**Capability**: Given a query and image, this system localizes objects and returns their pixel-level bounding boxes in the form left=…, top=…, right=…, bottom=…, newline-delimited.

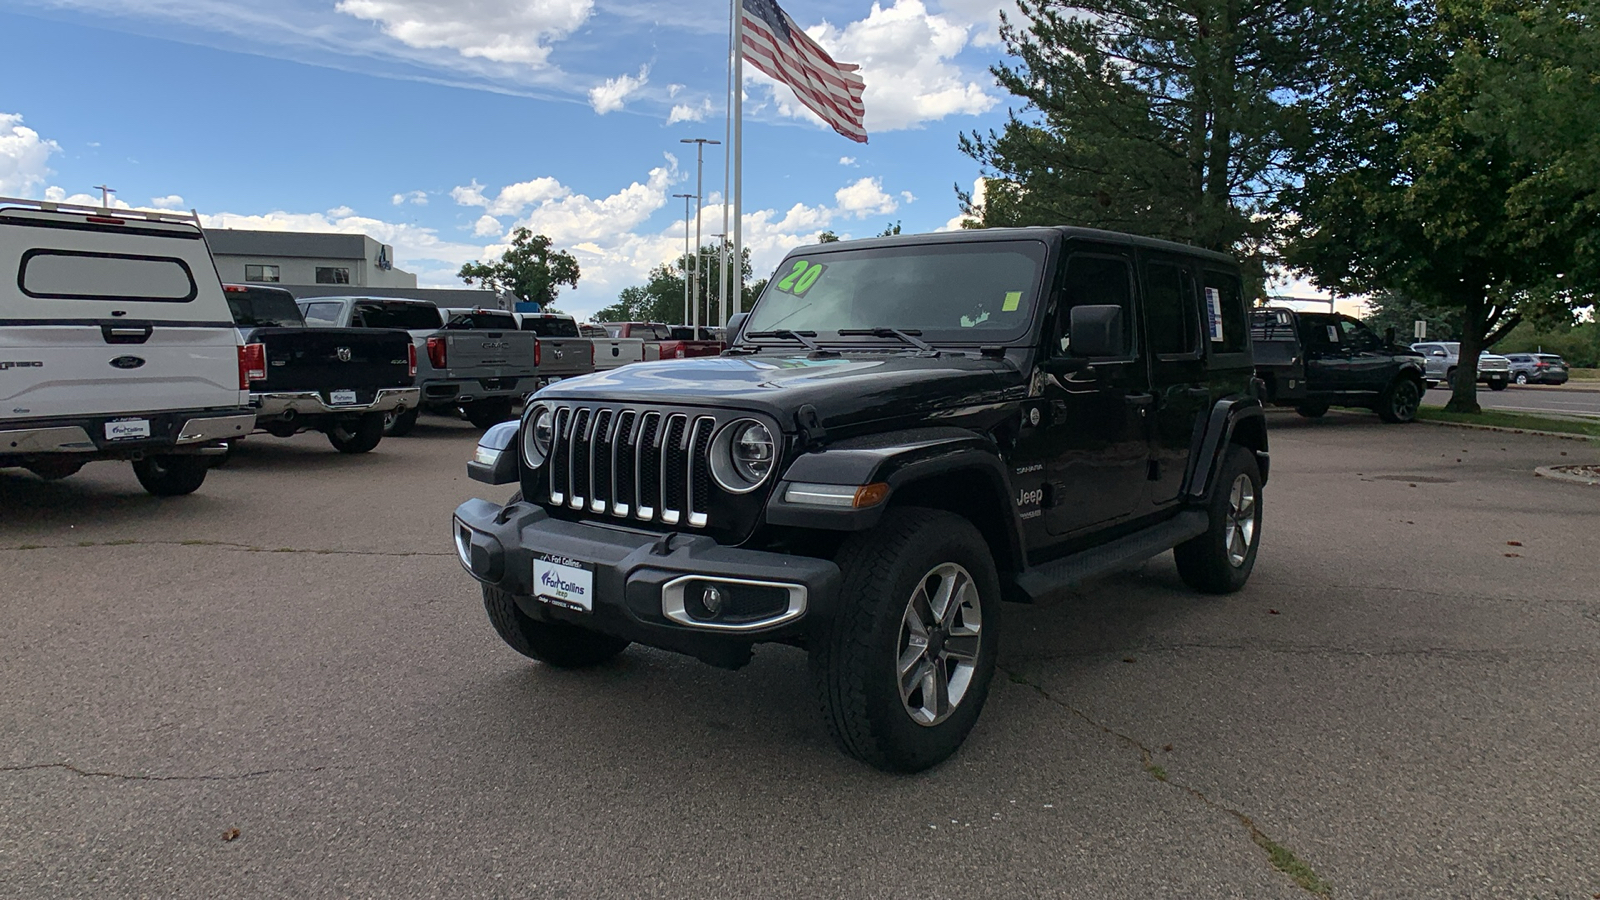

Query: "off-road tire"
left=383, top=407, right=419, bottom=437
left=132, top=455, right=209, bottom=496
left=1377, top=376, right=1422, bottom=423
left=1295, top=401, right=1329, bottom=418
left=1515, top=373, right=1529, bottom=385
left=464, top=397, right=515, bottom=430
left=1488, top=379, right=1508, bottom=391
left=327, top=413, right=385, bottom=454
left=1174, top=446, right=1263, bottom=594
left=811, top=507, right=1002, bottom=773
left=481, top=585, right=630, bottom=668
left=26, top=459, right=84, bottom=481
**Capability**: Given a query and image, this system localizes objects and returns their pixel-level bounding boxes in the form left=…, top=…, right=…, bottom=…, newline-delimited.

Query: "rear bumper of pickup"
left=420, top=377, right=534, bottom=403
left=1, top=409, right=255, bottom=461
left=253, top=387, right=420, bottom=418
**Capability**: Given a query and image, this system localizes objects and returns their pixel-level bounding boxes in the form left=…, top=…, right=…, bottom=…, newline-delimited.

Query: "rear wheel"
left=132, top=455, right=209, bottom=496
left=383, top=407, right=419, bottom=437
left=26, top=459, right=84, bottom=481
left=1174, top=446, right=1263, bottom=594
left=327, top=413, right=385, bottom=453
left=812, top=507, right=1001, bottom=773
left=1295, top=401, right=1329, bottom=418
left=464, top=397, right=515, bottom=429
left=482, top=585, right=630, bottom=668
left=1377, top=376, right=1422, bottom=423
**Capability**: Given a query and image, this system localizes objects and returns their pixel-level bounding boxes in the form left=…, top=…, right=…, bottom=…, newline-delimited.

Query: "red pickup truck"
left=603, top=322, right=723, bottom=359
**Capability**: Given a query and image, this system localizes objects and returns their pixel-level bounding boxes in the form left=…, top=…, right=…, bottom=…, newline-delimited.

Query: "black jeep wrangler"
left=453, top=227, right=1268, bottom=772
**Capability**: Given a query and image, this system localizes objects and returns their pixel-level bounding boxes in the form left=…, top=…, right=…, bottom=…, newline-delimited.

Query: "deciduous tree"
left=458, top=228, right=580, bottom=309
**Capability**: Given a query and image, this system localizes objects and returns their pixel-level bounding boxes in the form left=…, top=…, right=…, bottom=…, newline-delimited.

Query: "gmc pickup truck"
left=513, top=312, right=604, bottom=381
left=227, top=285, right=418, bottom=453
left=603, top=322, right=722, bottom=360
left=299, top=297, right=537, bottom=433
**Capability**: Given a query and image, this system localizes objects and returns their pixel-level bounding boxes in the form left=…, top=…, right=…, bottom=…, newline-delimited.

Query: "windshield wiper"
left=838, top=327, right=935, bottom=353
left=745, top=329, right=821, bottom=351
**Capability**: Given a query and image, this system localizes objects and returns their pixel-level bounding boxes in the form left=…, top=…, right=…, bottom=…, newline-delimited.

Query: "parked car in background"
left=228, top=284, right=418, bottom=453
left=1, top=198, right=253, bottom=494
left=603, top=321, right=722, bottom=360
left=1410, top=342, right=1512, bottom=390
left=300, top=297, right=536, bottom=433
left=1502, top=353, right=1570, bottom=385
left=513, top=312, right=598, bottom=383
left=1251, top=308, right=1429, bottom=422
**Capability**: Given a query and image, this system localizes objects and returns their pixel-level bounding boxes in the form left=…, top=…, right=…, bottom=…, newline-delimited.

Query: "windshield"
left=226, top=288, right=304, bottom=327
left=521, top=317, right=580, bottom=337
left=743, top=240, right=1047, bottom=343
left=353, top=301, right=443, bottom=331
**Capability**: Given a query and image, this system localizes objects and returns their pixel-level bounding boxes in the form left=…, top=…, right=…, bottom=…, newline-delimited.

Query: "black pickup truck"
left=454, top=226, right=1268, bottom=772
left=225, top=285, right=420, bottom=453
left=1250, top=308, right=1429, bottom=423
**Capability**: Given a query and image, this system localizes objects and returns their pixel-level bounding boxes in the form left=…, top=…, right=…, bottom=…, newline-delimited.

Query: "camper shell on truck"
left=0, top=197, right=254, bottom=495
left=453, top=226, right=1269, bottom=772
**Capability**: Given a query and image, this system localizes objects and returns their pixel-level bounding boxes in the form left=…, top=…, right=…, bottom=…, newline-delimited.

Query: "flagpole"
left=720, top=2, right=733, bottom=328
left=731, top=0, right=744, bottom=316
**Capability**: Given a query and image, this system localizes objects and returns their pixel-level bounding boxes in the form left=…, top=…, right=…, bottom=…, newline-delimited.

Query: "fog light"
left=702, top=585, right=725, bottom=616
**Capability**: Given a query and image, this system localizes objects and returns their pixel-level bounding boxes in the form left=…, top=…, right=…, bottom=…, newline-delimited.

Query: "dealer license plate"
left=329, top=390, right=358, bottom=406
left=104, top=418, right=151, bottom=441
left=532, top=553, right=594, bottom=612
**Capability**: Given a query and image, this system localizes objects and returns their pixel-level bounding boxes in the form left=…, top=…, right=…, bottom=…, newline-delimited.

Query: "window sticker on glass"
left=775, top=259, right=827, bottom=296
left=1327, top=325, right=1339, bottom=342
left=1204, top=287, right=1225, bottom=342
left=1002, top=291, right=1023, bottom=312
left=960, top=311, right=991, bottom=328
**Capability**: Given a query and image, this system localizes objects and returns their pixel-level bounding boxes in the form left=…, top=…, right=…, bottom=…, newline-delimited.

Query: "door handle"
left=101, top=323, right=153, bottom=344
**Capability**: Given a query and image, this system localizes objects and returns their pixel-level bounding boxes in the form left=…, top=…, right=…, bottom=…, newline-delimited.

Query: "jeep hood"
left=537, top=353, right=1027, bottom=431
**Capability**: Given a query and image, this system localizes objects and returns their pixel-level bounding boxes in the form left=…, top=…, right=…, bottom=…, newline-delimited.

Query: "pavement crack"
left=1003, top=666, right=1333, bottom=897
left=3, top=539, right=449, bottom=558
left=0, top=761, right=336, bottom=783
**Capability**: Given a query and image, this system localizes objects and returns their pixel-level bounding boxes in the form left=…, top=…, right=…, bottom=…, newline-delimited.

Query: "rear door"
left=1138, top=251, right=1206, bottom=507
left=1, top=208, right=242, bottom=422
left=1296, top=313, right=1349, bottom=392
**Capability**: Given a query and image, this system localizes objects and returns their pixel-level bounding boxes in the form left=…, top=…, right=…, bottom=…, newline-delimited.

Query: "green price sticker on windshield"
left=775, top=259, right=827, bottom=297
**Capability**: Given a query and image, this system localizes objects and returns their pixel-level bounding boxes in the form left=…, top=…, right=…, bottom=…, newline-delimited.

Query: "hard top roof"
left=787, top=225, right=1238, bottom=266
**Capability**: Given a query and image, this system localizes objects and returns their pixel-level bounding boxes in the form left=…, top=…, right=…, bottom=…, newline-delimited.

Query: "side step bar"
left=1013, top=510, right=1210, bottom=602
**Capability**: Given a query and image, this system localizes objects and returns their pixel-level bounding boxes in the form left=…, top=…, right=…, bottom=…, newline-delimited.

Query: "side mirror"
left=726, top=312, right=749, bottom=344
left=1432, top=350, right=1447, bottom=358
left=1067, top=304, right=1124, bottom=358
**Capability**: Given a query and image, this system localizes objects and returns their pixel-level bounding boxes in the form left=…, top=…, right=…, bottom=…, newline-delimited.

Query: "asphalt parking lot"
left=3, top=414, right=1598, bottom=898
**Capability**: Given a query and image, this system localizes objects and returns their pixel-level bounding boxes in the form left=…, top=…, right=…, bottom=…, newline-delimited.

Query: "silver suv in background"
left=1502, top=353, right=1570, bottom=385
left=1410, top=342, right=1512, bottom=390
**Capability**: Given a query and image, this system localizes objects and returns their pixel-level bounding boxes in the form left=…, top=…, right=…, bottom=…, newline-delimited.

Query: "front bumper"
left=1, top=410, right=255, bottom=459
left=452, top=498, right=839, bottom=659
left=253, top=387, right=420, bottom=418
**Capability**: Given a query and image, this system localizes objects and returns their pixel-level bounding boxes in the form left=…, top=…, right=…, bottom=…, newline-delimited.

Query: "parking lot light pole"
left=672, top=193, right=696, bottom=327
left=93, top=185, right=116, bottom=208
left=681, top=138, right=720, bottom=332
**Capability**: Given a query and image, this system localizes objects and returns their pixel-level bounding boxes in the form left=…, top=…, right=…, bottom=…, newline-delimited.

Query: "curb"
left=1413, top=417, right=1598, bottom=442
left=1535, top=465, right=1600, bottom=486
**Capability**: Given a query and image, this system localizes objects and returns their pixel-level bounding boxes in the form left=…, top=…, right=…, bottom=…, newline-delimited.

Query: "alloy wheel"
left=897, top=562, right=983, bottom=727
left=1392, top=381, right=1420, bottom=420
left=1225, top=474, right=1257, bottom=567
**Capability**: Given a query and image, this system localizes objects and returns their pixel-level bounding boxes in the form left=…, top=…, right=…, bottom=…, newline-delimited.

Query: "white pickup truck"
left=1, top=198, right=255, bottom=494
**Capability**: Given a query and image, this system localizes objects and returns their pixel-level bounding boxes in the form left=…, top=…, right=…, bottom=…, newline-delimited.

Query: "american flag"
left=741, top=0, right=867, bottom=143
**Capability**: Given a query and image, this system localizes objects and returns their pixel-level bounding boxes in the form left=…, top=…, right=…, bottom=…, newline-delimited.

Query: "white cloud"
left=940, top=177, right=984, bottom=231
left=44, top=185, right=132, bottom=209
left=839, top=156, right=858, bottom=166
left=588, top=65, right=650, bottom=115
left=751, top=0, right=996, bottom=133
left=0, top=113, right=60, bottom=196
left=834, top=176, right=899, bottom=218
left=391, top=190, right=428, bottom=206
left=472, top=214, right=503, bottom=237
left=334, top=0, right=593, bottom=69
left=668, top=83, right=684, bottom=98
left=666, top=100, right=713, bottom=125
left=149, top=194, right=186, bottom=209
left=453, top=176, right=571, bottom=217
left=933, top=0, right=1018, bottom=47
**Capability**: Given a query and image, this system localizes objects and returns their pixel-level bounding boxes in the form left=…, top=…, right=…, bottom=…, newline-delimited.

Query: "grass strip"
left=1416, top=407, right=1600, bottom=438
left=1569, top=368, right=1598, bottom=381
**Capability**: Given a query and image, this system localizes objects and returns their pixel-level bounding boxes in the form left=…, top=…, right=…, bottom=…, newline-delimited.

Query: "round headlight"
left=711, top=419, right=776, bottom=493
left=523, top=406, right=553, bottom=467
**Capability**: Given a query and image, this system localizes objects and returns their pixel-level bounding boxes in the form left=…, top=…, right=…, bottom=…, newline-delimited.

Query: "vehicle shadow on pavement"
left=0, top=469, right=229, bottom=528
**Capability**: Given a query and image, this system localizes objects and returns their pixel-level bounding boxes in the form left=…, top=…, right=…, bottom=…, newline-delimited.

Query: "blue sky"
left=1, top=0, right=1020, bottom=318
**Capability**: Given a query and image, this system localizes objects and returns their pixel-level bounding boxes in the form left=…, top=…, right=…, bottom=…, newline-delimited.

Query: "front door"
left=1041, top=246, right=1152, bottom=537
left=1296, top=313, right=1350, bottom=394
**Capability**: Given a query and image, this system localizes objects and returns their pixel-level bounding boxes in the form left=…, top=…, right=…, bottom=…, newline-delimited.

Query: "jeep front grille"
left=546, top=405, right=717, bottom=528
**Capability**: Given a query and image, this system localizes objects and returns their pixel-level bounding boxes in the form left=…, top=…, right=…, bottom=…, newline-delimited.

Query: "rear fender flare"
left=1184, top=397, right=1268, bottom=501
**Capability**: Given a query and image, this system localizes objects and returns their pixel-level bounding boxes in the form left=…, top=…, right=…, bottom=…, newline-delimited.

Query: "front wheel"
left=464, top=397, right=515, bottom=430
left=1377, top=377, right=1422, bottom=423
left=1488, top=378, right=1508, bottom=391
left=812, top=507, right=1001, bottom=773
left=482, top=586, right=630, bottom=668
left=1515, top=373, right=1529, bottom=385
left=132, top=455, right=209, bottom=496
left=327, top=413, right=385, bottom=454
left=1174, top=446, right=1263, bottom=594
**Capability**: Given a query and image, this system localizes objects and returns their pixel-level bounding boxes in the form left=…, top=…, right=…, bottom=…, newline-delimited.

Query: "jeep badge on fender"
left=452, top=226, right=1267, bottom=773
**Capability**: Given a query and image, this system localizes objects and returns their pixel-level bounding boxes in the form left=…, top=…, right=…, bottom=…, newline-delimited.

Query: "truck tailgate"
left=252, top=327, right=413, bottom=392
left=536, top=338, right=595, bottom=378
left=591, top=338, right=644, bottom=371
left=442, top=331, right=536, bottom=379
left=1, top=323, right=241, bottom=421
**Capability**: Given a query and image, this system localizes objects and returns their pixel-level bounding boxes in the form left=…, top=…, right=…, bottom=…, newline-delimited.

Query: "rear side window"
left=1200, top=270, right=1248, bottom=353
left=1143, top=261, right=1199, bottom=356
left=20, top=249, right=197, bottom=303
left=226, top=289, right=304, bottom=327
left=520, top=317, right=580, bottom=337
left=353, top=302, right=443, bottom=330
left=302, top=302, right=343, bottom=326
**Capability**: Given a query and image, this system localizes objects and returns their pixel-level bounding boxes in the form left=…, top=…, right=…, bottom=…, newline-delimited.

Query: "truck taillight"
left=238, top=343, right=266, bottom=389
left=407, top=343, right=418, bottom=377
left=676, top=347, right=687, bottom=358
left=534, top=339, right=542, bottom=368
left=426, top=336, right=447, bottom=369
